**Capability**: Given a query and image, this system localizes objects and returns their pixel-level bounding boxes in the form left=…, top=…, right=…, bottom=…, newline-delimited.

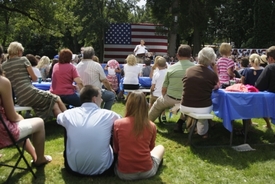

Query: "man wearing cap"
left=148, top=45, right=194, bottom=133
left=255, top=46, right=275, bottom=93
left=76, top=46, right=116, bottom=110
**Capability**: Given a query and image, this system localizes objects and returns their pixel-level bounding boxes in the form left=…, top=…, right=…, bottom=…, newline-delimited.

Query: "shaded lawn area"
left=1, top=102, right=275, bottom=184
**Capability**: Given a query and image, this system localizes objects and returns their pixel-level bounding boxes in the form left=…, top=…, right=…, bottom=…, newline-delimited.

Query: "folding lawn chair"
left=0, top=113, right=36, bottom=183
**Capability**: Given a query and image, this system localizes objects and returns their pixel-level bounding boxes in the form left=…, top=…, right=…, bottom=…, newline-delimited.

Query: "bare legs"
left=53, top=97, right=67, bottom=117
left=150, top=145, right=165, bottom=161
left=20, top=118, right=51, bottom=164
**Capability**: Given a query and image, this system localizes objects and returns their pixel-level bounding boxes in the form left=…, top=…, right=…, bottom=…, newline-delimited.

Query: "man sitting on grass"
left=57, top=85, right=121, bottom=176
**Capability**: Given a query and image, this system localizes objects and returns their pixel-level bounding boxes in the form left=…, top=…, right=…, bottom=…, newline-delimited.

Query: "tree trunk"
left=168, top=33, right=177, bottom=57
left=192, top=25, right=201, bottom=56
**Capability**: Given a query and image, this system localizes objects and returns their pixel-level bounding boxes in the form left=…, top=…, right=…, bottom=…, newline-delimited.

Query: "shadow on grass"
left=156, top=119, right=275, bottom=170
left=44, top=119, right=64, bottom=141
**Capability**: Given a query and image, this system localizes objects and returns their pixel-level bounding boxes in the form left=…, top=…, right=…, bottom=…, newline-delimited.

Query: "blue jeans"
left=60, top=93, right=81, bottom=107
left=101, top=89, right=115, bottom=110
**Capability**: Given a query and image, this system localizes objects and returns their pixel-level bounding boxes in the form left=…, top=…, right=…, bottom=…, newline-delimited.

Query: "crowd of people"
left=0, top=40, right=275, bottom=181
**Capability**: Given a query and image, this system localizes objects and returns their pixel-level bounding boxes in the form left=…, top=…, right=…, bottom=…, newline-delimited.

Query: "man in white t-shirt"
left=134, top=40, right=148, bottom=63
left=57, top=85, right=121, bottom=176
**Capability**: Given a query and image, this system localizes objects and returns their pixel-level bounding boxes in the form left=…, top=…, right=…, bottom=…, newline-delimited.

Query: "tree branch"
left=0, top=4, right=42, bottom=25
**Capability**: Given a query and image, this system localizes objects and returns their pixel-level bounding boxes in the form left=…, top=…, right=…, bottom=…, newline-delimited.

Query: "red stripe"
left=131, top=42, right=167, bottom=46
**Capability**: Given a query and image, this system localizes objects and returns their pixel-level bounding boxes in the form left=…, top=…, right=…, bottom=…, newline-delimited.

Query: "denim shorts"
left=115, top=156, right=161, bottom=180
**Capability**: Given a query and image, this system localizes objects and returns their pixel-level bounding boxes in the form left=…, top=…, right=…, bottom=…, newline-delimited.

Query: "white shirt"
left=152, top=69, right=167, bottom=97
left=76, top=59, right=106, bottom=89
left=123, top=64, right=141, bottom=85
left=57, top=103, right=121, bottom=175
left=32, top=67, right=42, bottom=79
left=134, top=45, right=148, bottom=56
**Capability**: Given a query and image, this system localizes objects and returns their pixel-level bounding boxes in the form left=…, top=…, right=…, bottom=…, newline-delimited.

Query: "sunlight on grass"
left=0, top=103, right=275, bottom=183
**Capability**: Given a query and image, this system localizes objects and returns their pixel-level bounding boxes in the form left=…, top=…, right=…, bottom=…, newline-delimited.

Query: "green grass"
left=1, top=102, right=275, bottom=184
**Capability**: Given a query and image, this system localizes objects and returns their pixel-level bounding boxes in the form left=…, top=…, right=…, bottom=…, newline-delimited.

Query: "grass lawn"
left=1, top=102, right=275, bottom=184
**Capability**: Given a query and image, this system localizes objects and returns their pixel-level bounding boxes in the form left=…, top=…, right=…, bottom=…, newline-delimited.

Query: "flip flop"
left=31, top=155, right=52, bottom=167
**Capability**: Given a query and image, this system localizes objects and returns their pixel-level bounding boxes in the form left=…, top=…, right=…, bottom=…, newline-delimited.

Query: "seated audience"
left=180, top=47, right=219, bottom=138
left=50, top=49, right=83, bottom=107
left=148, top=45, right=194, bottom=132
left=256, top=46, right=275, bottom=92
left=57, top=85, right=120, bottom=176
left=37, top=56, right=50, bottom=81
left=2, top=41, right=66, bottom=120
left=238, top=57, right=249, bottom=75
left=76, top=47, right=115, bottom=110
left=26, top=54, right=41, bottom=80
left=260, top=54, right=268, bottom=68
left=0, top=69, right=52, bottom=166
left=142, top=58, right=152, bottom=77
left=241, top=54, right=271, bottom=129
left=113, top=91, right=164, bottom=180
left=47, top=57, right=58, bottom=79
left=150, top=56, right=168, bottom=122
left=123, top=54, right=141, bottom=90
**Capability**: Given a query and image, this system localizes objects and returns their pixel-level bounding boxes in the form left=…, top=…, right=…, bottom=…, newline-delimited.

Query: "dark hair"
left=35, top=55, right=41, bottom=60
left=59, top=48, right=72, bottom=64
left=144, top=58, right=151, bottom=66
left=177, top=45, right=192, bottom=57
left=26, top=54, right=39, bottom=66
left=240, top=57, right=249, bottom=67
left=47, top=59, right=58, bottom=78
left=80, top=85, right=100, bottom=104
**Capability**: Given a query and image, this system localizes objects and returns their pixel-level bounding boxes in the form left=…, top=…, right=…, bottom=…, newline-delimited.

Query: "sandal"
left=31, top=155, right=52, bottom=167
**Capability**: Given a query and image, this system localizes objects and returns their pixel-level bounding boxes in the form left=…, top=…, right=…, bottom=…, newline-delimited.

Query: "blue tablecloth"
left=32, top=82, right=51, bottom=91
left=212, top=89, right=275, bottom=132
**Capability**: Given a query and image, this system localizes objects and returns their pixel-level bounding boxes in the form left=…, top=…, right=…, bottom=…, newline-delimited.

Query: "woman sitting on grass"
left=0, top=67, right=52, bottom=166
left=113, top=91, right=165, bottom=180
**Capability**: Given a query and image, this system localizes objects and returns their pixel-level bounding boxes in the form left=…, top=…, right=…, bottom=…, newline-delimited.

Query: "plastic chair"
left=0, top=114, right=36, bottom=182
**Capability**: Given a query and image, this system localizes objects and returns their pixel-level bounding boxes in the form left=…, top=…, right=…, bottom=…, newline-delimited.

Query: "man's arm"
left=102, top=79, right=116, bottom=93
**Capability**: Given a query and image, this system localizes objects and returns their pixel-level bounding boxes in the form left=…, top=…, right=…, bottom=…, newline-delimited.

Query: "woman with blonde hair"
left=2, top=41, right=66, bottom=120
left=113, top=91, right=165, bottom=180
left=123, top=54, right=141, bottom=90
left=36, top=56, right=50, bottom=81
left=241, top=53, right=271, bottom=129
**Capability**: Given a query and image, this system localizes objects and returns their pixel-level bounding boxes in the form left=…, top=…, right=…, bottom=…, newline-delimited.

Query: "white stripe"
left=131, top=25, right=156, bottom=29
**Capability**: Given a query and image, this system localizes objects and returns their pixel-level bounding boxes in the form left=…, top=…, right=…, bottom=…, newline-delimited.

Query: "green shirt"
left=163, top=60, right=194, bottom=99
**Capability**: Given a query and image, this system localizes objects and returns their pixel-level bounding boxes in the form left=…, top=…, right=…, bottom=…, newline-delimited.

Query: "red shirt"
left=113, top=117, right=156, bottom=173
left=50, top=63, right=79, bottom=95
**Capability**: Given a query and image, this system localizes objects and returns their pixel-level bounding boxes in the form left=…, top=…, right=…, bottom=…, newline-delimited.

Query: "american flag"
left=104, top=23, right=168, bottom=63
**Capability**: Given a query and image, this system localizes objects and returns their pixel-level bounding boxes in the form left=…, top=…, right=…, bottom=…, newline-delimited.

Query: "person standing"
left=76, top=47, right=116, bottom=110
left=134, top=40, right=148, bottom=63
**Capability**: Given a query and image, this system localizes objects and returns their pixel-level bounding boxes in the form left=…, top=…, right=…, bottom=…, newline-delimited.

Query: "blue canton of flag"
left=105, top=23, right=131, bottom=45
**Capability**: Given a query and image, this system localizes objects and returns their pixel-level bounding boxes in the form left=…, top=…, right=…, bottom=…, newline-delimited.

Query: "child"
left=105, top=59, right=121, bottom=91
left=113, top=91, right=165, bottom=180
left=216, top=43, right=235, bottom=85
left=150, top=56, right=168, bottom=122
